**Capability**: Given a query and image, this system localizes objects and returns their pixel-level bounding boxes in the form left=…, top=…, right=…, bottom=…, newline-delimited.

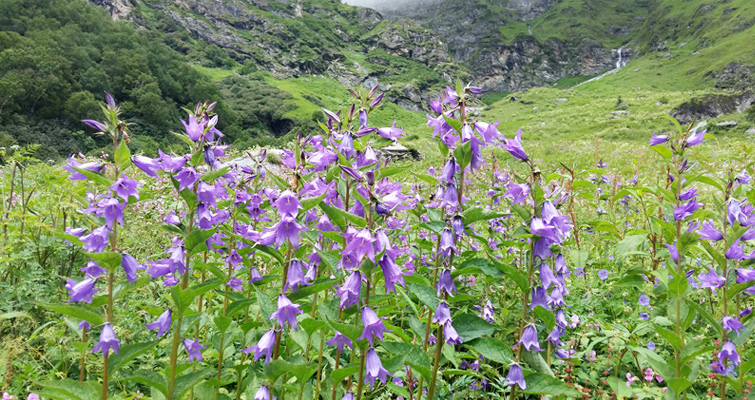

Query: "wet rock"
left=554, top=98, right=568, bottom=103
left=611, top=110, right=631, bottom=115
left=662, top=52, right=673, bottom=59
left=715, top=121, right=738, bottom=128
left=746, top=128, right=755, bottom=135
left=376, top=143, right=422, bottom=161
left=671, top=91, right=755, bottom=124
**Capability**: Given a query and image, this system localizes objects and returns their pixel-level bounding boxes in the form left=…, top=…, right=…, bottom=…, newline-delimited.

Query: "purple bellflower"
left=506, top=364, right=526, bottom=390
left=269, top=295, right=303, bottom=330
left=243, top=329, right=276, bottom=364
left=183, top=339, right=206, bottom=362
left=146, top=309, right=172, bottom=337
left=359, top=306, right=391, bottom=346
left=92, top=324, right=120, bottom=355
left=364, top=348, right=392, bottom=389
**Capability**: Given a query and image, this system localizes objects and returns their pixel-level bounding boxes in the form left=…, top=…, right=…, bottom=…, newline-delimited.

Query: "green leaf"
left=256, top=287, right=276, bottom=321
left=462, top=207, right=508, bottom=225
left=522, top=372, right=581, bottom=397
left=650, top=144, right=672, bottom=161
left=115, top=141, right=131, bottom=171
left=668, top=274, right=689, bottom=298
left=0, top=311, right=31, bottom=321
left=214, top=316, right=232, bottom=333
left=123, top=370, right=168, bottom=397
left=38, top=304, right=104, bottom=326
left=407, top=282, right=439, bottom=311
left=616, top=234, right=648, bottom=259
left=453, top=258, right=503, bottom=278
left=654, top=324, right=683, bottom=350
left=453, top=140, right=472, bottom=170
left=452, top=314, right=494, bottom=342
left=301, top=192, right=327, bottom=212
left=173, top=367, right=211, bottom=400
left=466, top=337, right=513, bottom=364
left=171, top=286, right=196, bottom=314
left=184, top=229, right=216, bottom=256
left=331, top=364, right=360, bottom=382
left=86, top=251, right=122, bottom=271
left=533, top=307, right=555, bottom=332
left=70, top=165, right=113, bottom=188
left=489, top=259, right=528, bottom=294
left=108, top=339, right=160, bottom=376
left=37, top=379, right=100, bottom=400
left=379, top=165, right=411, bottom=179
left=412, top=172, right=438, bottom=185
left=727, top=280, right=755, bottom=301
left=289, top=278, right=339, bottom=301
left=201, top=166, right=231, bottom=183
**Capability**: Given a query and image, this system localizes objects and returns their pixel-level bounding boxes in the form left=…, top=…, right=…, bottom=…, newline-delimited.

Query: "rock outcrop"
left=671, top=91, right=755, bottom=124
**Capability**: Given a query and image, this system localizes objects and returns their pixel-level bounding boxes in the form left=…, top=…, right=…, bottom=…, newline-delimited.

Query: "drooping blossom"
left=92, top=324, right=119, bottom=355
left=269, top=295, right=303, bottom=330
left=327, top=331, right=353, bottom=353
left=359, top=306, right=391, bottom=346
left=364, top=348, right=391, bottom=389
left=242, top=329, right=276, bottom=365
left=506, top=364, right=526, bottom=390
left=146, top=309, right=172, bottom=337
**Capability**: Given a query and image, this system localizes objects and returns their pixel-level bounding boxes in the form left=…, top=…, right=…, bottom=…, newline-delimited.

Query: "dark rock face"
left=671, top=91, right=755, bottom=124
left=89, top=0, right=136, bottom=20
left=711, top=63, right=755, bottom=91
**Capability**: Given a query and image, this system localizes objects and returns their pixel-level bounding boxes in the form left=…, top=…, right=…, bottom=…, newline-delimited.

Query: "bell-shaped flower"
left=181, top=114, right=204, bottom=142
left=99, top=198, right=125, bottom=227
left=379, top=254, right=408, bottom=293
left=183, top=339, right=206, bottom=362
left=92, top=323, right=120, bottom=355
left=242, top=329, right=276, bottom=365
left=284, top=260, right=310, bottom=292
left=698, top=220, right=723, bottom=241
left=270, top=216, right=307, bottom=250
left=444, top=321, right=462, bottom=345
left=252, top=386, right=271, bottom=400
left=269, top=295, right=303, bottom=330
left=336, top=271, right=362, bottom=309
left=343, top=228, right=375, bottom=262
left=364, top=348, right=392, bottom=389
left=649, top=134, right=669, bottom=146
left=118, top=253, right=140, bottom=285
left=326, top=330, right=353, bottom=353
left=436, top=270, right=457, bottom=297
left=433, top=302, right=452, bottom=326
left=515, top=325, right=542, bottom=352
left=440, top=228, right=457, bottom=258
left=503, top=129, right=528, bottom=161
left=358, top=306, right=391, bottom=346
left=698, top=267, right=726, bottom=293
left=80, top=261, right=106, bottom=278
left=109, top=176, right=140, bottom=201
left=274, top=190, right=302, bottom=217
left=720, top=341, right=740, bottom=365
left=175, top=167, right=199, bottom=192
left=227, top=275, right=243, bottom=292
left=723, top=316, right=744, bottom=335
left=506, top=364, right=526, bottom=390
left=66, top=276, right=99, bottom=304
left=685, top=128, right=706, bottom=147
left=132, top=155, right=161, bottom=177
left=146, top=309, right=172, bottom=337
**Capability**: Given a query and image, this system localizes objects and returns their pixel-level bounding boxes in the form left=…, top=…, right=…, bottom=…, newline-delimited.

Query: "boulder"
left=715, top=121, right=738, bottom=128
left=376, top=143, right=422, bottom=161
left=745, top=128, right=755, bottom=135
left=671, top=91, right=755, bottom=124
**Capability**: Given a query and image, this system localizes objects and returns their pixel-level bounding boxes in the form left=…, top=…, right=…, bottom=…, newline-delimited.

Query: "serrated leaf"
left=37, top=303, right=104, bottom=326
left=108, top=339, right=160, bottom=376
left=115, top=141, right=131, bottom=171
left=522, top=372, right=581, bottom=397
left=173, top=367, right=211, bottom=400
left=184, top=229, right=216, bottom=256
left=201, top=166, right=231, bottom=183
left=452, top=314, right=494, bottom=342
left=466, top=337, right=513, bottom=364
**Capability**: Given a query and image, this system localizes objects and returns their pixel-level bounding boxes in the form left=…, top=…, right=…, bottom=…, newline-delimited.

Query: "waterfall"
left=571, top=45, right=627, bottom=89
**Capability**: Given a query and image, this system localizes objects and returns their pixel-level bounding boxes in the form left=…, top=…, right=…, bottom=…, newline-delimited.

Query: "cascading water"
left=571, top=45, right=627, bottom=89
